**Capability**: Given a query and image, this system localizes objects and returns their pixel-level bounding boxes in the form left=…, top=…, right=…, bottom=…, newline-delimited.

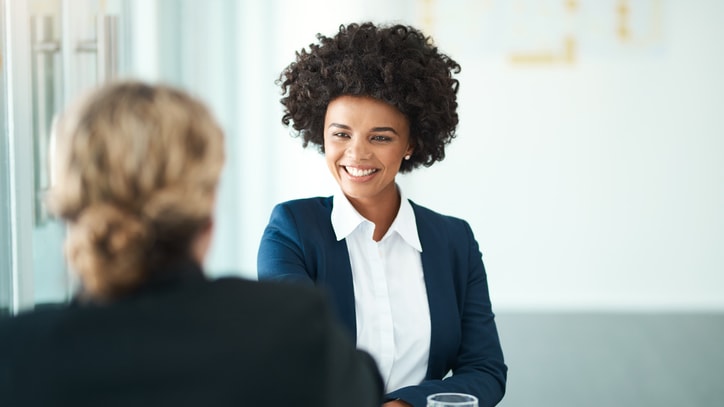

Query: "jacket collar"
left=331, top=186, right=422, bottom=251
left=71, top=258, right=206, bottom=306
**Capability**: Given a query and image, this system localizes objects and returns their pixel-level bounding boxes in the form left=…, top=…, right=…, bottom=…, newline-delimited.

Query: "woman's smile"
left=343, top=165, right=379, bottom=178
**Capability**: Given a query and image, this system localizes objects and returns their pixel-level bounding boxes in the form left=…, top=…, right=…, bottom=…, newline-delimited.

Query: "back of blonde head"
left=48, top=81, right=225, bottom=300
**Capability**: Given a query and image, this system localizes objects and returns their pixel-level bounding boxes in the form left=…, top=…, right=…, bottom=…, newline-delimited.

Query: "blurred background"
left=2, top=0, right=723, bottom=406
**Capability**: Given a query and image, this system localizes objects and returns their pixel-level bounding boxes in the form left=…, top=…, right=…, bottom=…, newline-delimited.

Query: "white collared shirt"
left=331, top=188, right=431, bottom=392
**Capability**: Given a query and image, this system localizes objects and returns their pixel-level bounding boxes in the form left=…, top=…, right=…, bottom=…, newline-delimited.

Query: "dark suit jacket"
left=0, top=259, right=383, bottom=407
left=257, top=197, right=507, bottom=407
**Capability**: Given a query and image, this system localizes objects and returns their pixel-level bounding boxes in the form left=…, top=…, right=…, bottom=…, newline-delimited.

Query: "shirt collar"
left=331, top=189, right=368, bottom=241
left=331, top=186, right=422, bottom=252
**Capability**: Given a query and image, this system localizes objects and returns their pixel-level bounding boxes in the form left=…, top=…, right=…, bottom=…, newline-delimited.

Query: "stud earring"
left=404, top=154, right=411, bottom=160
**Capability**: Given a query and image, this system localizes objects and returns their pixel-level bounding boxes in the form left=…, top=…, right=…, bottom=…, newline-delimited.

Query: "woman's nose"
left=346, top=137, right=371, bottom=160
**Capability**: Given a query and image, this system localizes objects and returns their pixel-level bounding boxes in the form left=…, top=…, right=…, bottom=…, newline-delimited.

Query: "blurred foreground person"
left=0, top=81, right=383, bottom=407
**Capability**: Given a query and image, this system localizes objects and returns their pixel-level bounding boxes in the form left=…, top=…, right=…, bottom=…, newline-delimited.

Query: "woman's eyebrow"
left=327, top=123, right=399, bottom=135
left=328, top=123, right=351, bottom=130
left=370, top=127, right=398, bottom=134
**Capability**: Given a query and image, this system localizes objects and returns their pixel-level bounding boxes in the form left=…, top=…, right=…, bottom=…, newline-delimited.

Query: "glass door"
left=29, top=0, right=67, bottom=308
left=1, top=0, right=127, bottom=314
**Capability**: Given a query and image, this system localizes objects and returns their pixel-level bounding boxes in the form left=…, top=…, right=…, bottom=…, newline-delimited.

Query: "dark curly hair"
left=278, top=22, right=461, bottom=173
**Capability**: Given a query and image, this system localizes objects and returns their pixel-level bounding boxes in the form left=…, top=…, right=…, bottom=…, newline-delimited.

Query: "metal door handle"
left=75, top=15, right=118, bottom=81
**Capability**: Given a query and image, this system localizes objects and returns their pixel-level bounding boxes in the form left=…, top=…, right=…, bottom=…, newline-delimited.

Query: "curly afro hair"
left=278, top=22, right=461, bottom=173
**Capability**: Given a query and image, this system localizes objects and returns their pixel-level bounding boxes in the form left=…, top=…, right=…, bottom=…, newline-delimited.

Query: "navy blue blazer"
left=258, top=197, right=507, bottom=407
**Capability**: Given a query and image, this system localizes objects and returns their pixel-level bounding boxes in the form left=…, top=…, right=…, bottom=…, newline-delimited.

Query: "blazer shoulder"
left=274, top=196, right=333, bottom=213
left=268, top=196, right=335, bottom=235
left=0, top=306, right=72, bottom=353
left=409, top=200, right=472, bottom=231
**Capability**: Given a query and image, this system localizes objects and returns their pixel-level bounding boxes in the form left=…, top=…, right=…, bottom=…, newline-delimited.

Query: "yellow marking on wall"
left=510, top=35, right=577, bottom=65
left=565, top=0, right=579, bottom=12
left=617, top=0, right=631, bottom=41
left=414, top=0, right=664, bottom=66
left=619, top=0, right=664, bottom=47
left=419, top=0, right=436, bottom=38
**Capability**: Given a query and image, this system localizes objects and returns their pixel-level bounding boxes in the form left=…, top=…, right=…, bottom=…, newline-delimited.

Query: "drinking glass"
left=426, top=392, right=478, bottom=407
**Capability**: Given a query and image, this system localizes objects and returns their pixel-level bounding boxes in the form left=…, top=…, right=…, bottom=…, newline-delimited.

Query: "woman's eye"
left=333, top=132, right=350, bottom=138
left=371, top=135, right=391, bottom=142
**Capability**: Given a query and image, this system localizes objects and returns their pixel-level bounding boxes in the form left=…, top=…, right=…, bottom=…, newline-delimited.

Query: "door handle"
left=76, top=15, right=118, bottom=81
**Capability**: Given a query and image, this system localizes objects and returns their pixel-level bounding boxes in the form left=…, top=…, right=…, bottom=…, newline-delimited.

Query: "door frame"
left=2, top=0, right=36, bottom=314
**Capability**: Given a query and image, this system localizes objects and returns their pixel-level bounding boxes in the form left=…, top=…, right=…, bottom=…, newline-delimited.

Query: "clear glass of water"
left=426, top=392, right=478, bottom=407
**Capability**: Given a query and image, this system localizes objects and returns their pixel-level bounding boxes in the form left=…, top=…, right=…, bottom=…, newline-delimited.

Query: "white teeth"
left=346, top=166, right=376, bottom=177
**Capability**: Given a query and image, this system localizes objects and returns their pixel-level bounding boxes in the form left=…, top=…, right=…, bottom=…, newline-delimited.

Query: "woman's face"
left=323, top=95, right=412, bottom=207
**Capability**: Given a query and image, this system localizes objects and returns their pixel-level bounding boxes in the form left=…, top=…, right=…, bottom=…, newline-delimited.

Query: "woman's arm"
left=257, top=203, right=314, bottom=284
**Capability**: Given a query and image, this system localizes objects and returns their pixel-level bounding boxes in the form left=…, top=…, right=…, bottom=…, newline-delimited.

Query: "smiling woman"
left=323, top=96, right=412, bottom=240
left=258, top=22, right=507, bottom=407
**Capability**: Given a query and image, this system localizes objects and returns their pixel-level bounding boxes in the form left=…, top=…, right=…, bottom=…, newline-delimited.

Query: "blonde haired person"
left=0, top=81, right=382, bottom=406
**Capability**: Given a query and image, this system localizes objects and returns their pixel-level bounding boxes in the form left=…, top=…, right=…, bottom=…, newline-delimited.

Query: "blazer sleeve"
left=386, top=219, right=507, bottom=407
left=257, top=202, right=314, bottom=284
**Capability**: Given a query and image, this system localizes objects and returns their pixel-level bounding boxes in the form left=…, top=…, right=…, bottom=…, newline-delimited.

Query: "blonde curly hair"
left=47, top=81, right=225, bottom=300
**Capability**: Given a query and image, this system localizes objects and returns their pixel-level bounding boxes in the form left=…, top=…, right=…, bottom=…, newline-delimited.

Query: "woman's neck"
left=347, top=189, right=401, bottom=242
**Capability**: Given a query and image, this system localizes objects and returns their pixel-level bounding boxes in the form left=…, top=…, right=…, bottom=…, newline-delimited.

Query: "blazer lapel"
left=324, top=239, right=357, bottom=341
left=318, top=197, right=358, bottom=341
left=414, top=202, right=456, bottom=379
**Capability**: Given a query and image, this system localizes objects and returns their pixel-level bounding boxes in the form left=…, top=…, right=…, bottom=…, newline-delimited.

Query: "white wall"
left=130, top=0, right=724, bottom=311
left=402, top=0, right=724, bottom=311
